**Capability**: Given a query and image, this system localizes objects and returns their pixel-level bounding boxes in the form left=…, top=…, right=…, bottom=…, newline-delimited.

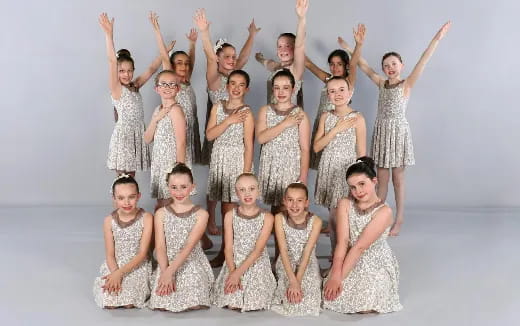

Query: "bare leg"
left=210, top=202, right=236, bottom=268
left=328, top=207, right=337, bottom=259
left=207, top=197, right=220, bottom=235
left=390, top=167, right=405, bottom=236
left=271, top=205, right=284, bottom=261
left=376, top=167, right=390, bottom=201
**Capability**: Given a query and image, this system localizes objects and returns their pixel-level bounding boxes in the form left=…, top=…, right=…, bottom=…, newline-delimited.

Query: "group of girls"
left=95, top=0, right=451, bottom=316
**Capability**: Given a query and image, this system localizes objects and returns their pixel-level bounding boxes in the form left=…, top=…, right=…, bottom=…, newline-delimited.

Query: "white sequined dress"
left=310, top=86, right=334, bottom=170
left=177, top=83, right=202, bottom=164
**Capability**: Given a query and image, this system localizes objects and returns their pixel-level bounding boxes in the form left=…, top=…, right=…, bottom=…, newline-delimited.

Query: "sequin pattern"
left=258, top=106, right=302, bottom=206
left=148, top=206, right=214, bottom=311
left=177, top=83, right=202, bottom=164
left=107, top=86, right=151, bottom=171
left=323, top=202, right=402, bottom=313
left=314, top=111, right=359, bottom=208
left=207, top=103, right=250, bottom=202
left=201, top=74, right=229, bottom=165
left=371, top=80, right=415, bottom=168
left=212, top=209, right=276, bottom=312
left=271, top=214, right=322, bottom=316
left=93, top=209, right=151, bottom=308
left=310, top=87, right=335, bottom=170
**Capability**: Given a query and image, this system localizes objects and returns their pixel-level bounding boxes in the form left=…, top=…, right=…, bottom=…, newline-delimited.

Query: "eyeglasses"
left=157, top=82, right=178, bottom=89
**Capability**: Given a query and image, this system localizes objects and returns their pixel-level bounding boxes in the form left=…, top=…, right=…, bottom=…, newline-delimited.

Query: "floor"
left=0, top=206, right=518, bottom=325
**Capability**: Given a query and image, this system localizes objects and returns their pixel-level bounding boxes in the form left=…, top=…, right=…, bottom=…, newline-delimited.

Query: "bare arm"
left=170, top=106, right=186, bottom=164
left=144, top=107, right=169, bottom=144
left=405, top=21, right=451, bottom=93
left=329, top=198, right=351, bottom=280
left=354, top=114, right=367, bottom=157
left=193, top=9, right=220, bottom=90
left=346, top=24, right=366, bottom=88
left=338, top=36, right=383, bottom=86
left=313, top=113, right=335, bottom=153
left=149, top=12, right=173, bottom=71
left=341, top=205, right=393, bottom=279
left=103, top=215, right=118, bottom=273
left=292, top=0, right=308, bottom=81
left=256, top=106, right=301, bottom=144
left=154, top=208, right=170, bottom=271
left=275, top=213, right=299, bottom=285
left=243, top=110, right=255, bottom=172
left=223, top=210, right=236, bottom=272
left=98, top=13, right=121, bottom=100
left=295, top=216, right=322, bottom=282
left=297, top=112, right=311, bottom=184
left=236, top=19, right=261, bottom=69
left=255, top=52, right=282, bottom=72
left=205, top=105, right=249, bottom=141
left=186, top=28, right=198, bottom=81
left=305, top=55, right=329, bottom=83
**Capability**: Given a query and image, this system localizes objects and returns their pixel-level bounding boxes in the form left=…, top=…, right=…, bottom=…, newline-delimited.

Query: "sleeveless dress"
left=150, top=106, right=191, bottom=199
left=267, top=70, right=304, bottom=108
left=93, top=209, right=151, bottom=308
left=310, top=86, right=334, bottom=170
left=314, top=111, right=360, bottom=208
left=207, top=102, right=251, bottom=202
left=258, top=106, right=302, bottom=206
left=148, top=205, right=214, bottom=311
left=323, top=201, right=402, bottom=313
left=177, top=82, right=202, bottom=164
left=201, top=74, right=229, bottom=165
left=107, top=86, right=150, bottom=171
left=212, top=209, right=276, bottom=312
left=371, top=80, right=415, bottom=168
left=271, top=213, right=322, bottom=316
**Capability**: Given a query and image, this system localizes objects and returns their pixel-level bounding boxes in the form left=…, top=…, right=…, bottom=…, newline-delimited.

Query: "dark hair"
left=235, top=172, right=258, bottom=185
left=284, top=182, right=308, bottom=199
left=278, top=32, right=296, bottom=43
left=154, top=69, right=177, bottom=86
left=381, top=52, right=403, bottom=66
left=326, top=75, right=351, bottom=89
left=346, top=156, right=377, bottom=180
left=166, top=163, right=194, bottom=183
left=215, top=42, right=235, bottom=56
left=169, top=50, right=190, bottom=68
left=327, top=49, right=350, bottom=78
left=227, top=69, right=251, bottom=87
left=116, top=49, right=134, bottom=69
left=112, top=174, right=139, bottom=195
left=272, top=68, right=296, bottom=88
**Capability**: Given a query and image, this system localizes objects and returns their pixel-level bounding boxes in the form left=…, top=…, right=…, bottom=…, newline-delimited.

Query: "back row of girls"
left=94, top=158, right=401, bottom=315
left=99, top=0, right=450, bottom=239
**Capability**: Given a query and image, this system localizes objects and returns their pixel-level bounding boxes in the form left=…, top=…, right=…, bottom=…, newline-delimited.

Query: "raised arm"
left=305, top=55, right=329, bottom=83
left=255, top=52, right=282, bottom=72
left=354, top=114, right=367, bottom=157
left=236, top=19, right=261, bottom=69
left=242, top=110, right=255, bottom=172
left=186, top=28, right=198, bottom=80
left=256, top=105, right=303, bottom=144
left=170, top=106, right=187, bottom=164
left=338, top=36, right=383, bottom=86
left=346, top=24, right=366, bottom=88
left=98, top=13, right=121, bottom=99
left=297, top=111, right=311, bottom=184
left=193, top=9, right=220, bottom=90
left=340, top=205, right=393, bottom=279
left=133, top=48, right=175, bottom=89
left=405, top=21, right=451, bottom=92
left=292, top=0, right=308, bottom=81
left=149, top=12, right=173, bottom=71
left=295, top=216, right=322, bottom=282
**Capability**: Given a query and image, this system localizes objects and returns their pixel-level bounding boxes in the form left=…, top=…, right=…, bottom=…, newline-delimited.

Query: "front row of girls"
left=94, top=158, right=402, bottom=315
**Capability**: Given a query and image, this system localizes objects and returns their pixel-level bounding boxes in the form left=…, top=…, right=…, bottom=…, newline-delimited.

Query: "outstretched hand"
left=353, top=23, right=366, bottom=45
left=435, top=21, right=451, bottom=41
left=149, top=11, right=160, bottom=31
left=186, top=28, right=198, bottom=42
left=248, top=19, right=261, bottom=35
left=193, top=8, right=210, bottom=32
left=98, top=13, right=114, bottom=35
left=295, top=0, right=309, bottom=19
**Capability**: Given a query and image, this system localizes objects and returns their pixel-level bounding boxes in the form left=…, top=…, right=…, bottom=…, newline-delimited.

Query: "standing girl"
left=93, top=175, right=153, bottom=309
left=255, top=0, right=308, bottom=108
left=144, top=70, right=187, bottom=211
left=257, top=69, right=310, bottom=214
left=305, top=24, right=365, bottom=170
left=271, top=183, right=322, bottom=316
left=343, top=22, right=451, bottom=235
left=99, top=13, right=170, bottom=176
left=194, top=8, right=260, bottom=236
left=149, top=12, right=202, bottom=164
left=212, top=173, right=276, bottom=312
left=206, top=70, right=255, bottom=266
left=323, top=157, right=402, bottom=314
left=313, top=76, right=366, bottom=255
left=148, top=164, right=214, bottom=312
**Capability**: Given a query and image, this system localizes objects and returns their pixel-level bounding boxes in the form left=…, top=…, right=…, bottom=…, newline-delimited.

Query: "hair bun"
left=117, top=49, right=132, bottom=59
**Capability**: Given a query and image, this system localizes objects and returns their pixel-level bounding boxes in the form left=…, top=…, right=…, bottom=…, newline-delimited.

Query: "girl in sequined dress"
left=194, top=8, right=260, bottom=237
left=149, top=12, right=202, bottom=165
left=99, top=13, right=170, bottom=177
left=148, top=164, right=214, bottom=312
left=205, top=70, right=255, bottom=267
left=257, top=69, right=310, bottom=214
left=305, top=24, right=365, bottom=171
left=323, top=157, right=402, bottom=314
left=144, top=70, right=187, bottom=211
left=93, top=175, right=153, bottom=309
left=255, top=0, right=308, bottom=108
left=271, top=183, right=322, bottom=316
left=341, top=22, right=451, bottom=236
left=313, top=77, right=366, bottom=257
left=212, top=173, right=276, bottom=312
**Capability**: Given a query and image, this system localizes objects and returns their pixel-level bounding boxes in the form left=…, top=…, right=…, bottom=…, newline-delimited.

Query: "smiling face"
left=227, top=73, right=249, bottom=100
left=347, top=173, right=378, bottom=203
left=272, top=76, right=294, bottom=104
left=327, top=78, right=352, bottom=106
left=155, top=71, right=180, bottom=100
left=277, top=36, right=295, bottom=64
left=113, top=183, right=141, bottom=213
left=283, top=187, right=309, bottom=218
left=171, top=53, right=191, bottom=78
left=217, top=46, right=237, bottom=71
left=329, top=55, right=347, bottom=77
left=117, top=60, right=135, bottom=85
left=167, top=173, right=195, bottom=204
left=235, top=175, right=259, bottom=205
left=382, top=55, right=403, bottom=79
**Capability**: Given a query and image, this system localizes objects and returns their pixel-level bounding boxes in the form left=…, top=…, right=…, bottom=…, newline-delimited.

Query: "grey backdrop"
left=1, top=0, right=519, bottom=208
